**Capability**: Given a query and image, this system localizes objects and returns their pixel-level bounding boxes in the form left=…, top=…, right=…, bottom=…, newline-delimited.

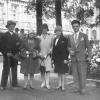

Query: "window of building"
left=0, top=3, right=4, bottom=25
left=11, top=3, right=19, bottom=20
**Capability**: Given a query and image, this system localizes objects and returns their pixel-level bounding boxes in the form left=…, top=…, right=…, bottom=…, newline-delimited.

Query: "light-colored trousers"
left=72, top=61, right=87, bottom=90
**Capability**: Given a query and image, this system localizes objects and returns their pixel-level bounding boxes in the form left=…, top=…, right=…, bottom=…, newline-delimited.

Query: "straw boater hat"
left=54, top=26, right=62, bottom=33
left=6, top=20, right=16, bottom=28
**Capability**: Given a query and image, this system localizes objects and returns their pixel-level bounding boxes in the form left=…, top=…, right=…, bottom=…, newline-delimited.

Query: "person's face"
left=42, top=28, right=48, bottom=34
left=20, top=30, right=24, bottom=34
left=72, top=23, right=80, bottom=33
left=55, top=30, right=62, bottom=37
left=8, top=24, right=15, bottom=32
left=15, top=30, right=18, bottom=33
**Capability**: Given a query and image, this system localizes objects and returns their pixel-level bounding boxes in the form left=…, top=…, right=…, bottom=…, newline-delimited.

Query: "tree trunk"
left=55, top=0, right=62, bottom=26
left=36, top=0, right=43, bottom=36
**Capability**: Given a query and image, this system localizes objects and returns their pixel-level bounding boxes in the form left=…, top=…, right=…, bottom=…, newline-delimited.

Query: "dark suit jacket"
left=0, top=31, right=20, bottom=55
left=52, top=35, right=69, bottom=62
left=0, top=32, right=4, bottom=52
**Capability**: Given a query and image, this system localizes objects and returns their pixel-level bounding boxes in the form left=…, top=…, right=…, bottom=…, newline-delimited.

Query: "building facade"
left=0, top=0, right=36, bottom=32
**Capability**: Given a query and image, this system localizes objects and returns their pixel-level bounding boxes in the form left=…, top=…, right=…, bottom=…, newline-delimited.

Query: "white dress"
left=39, top=34, right=54, bottom=71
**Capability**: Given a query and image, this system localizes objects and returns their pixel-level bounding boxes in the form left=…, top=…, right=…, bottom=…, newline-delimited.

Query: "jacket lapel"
left=76, top=32, right=83, bottom=47
left=54, top=36, right=61, bottom=46
left=53, top=38, right=57, bottom=47
left=70, top=34, right=76, bottom=48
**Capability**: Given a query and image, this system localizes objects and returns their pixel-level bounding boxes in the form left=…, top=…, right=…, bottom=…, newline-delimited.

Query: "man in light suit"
left=68, top=20, right=91, bottom=94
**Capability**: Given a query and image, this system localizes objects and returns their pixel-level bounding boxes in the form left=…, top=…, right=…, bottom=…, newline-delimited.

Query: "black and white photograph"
left=0, top=0, right=100, bottom=100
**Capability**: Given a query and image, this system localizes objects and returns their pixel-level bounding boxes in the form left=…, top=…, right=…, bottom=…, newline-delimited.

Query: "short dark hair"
left=15, top=28, right=19, bottom=32
left=20, top=29, right=24, bottom=32
left=71, top=20, right=80, bottom=26
left=42, top=24, right=49, bottom=31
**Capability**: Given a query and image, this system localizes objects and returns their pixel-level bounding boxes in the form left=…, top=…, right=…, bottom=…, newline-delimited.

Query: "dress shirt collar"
left=74, top=31, right=79, bottom=36
left=73, top=31, right=80, bottom=39
left=9, top=31, right=14, bottom=35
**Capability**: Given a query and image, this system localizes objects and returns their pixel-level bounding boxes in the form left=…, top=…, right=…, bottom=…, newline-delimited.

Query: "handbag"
left=39, top=58, right=46, bottom=73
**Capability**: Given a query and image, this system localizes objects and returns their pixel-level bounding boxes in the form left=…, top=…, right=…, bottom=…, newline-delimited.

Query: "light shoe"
left=61, top=87, right=65, bottom=91
left=23, top=76, right=28, bottom=89
left=23, top=83, right=28, bottom=89
left=56, top=86, right=65, bottom=91
left=46, top=84, right=50, bottom=89
left=41, top=82, right=45, bottom=88
left=23, top=85, right=28, bottom=89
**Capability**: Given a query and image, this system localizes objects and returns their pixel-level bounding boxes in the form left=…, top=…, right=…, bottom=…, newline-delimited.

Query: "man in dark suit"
left=0, top=20, right=20, bottom=90
left=69, top=20, right=91, bottom=94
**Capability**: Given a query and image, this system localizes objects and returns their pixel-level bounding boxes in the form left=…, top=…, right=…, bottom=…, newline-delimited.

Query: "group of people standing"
left=0, top=19, right=91, bottom=95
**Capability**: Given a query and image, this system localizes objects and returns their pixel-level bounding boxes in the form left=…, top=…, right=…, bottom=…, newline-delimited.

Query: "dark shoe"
left=73, top=89, right=80, bottom=93
left=12, top=86, right=19, bottom=90
left=80, top=89, right=86, bottom=95
left=29, top=85, right=34, bottom=89
left=0, top=87, right=6, bottom=91
left=56, top=86, right=62, bottom=90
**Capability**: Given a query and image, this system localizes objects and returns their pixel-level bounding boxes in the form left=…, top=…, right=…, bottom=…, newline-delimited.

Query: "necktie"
left=75, top=34, right=77, bottom=43
left=55, top=38, right=58, bottom=46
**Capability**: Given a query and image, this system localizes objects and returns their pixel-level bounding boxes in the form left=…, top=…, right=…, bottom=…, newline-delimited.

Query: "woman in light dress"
left=39, top=24, right=54, bottom=89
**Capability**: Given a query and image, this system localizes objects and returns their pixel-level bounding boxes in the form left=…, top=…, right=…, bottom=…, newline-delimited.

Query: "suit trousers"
left=72, top=60, right=87, bottom=90
left=1, top=55, right=18, bottom=87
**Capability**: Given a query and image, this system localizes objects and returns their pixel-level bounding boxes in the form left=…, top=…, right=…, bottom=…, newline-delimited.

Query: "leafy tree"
left=26, top=0, right=95, bottom=30
left=36, top=0, right=43, bottom=35
left=55, top=0, right=62, bottom=26
left=75, top=0, right=94, bottom=25
left=95, top=0, right=100, bottom=25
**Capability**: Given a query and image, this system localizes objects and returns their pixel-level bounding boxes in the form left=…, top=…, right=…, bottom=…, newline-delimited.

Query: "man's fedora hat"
left=6, top=20, right=16, bottom=28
